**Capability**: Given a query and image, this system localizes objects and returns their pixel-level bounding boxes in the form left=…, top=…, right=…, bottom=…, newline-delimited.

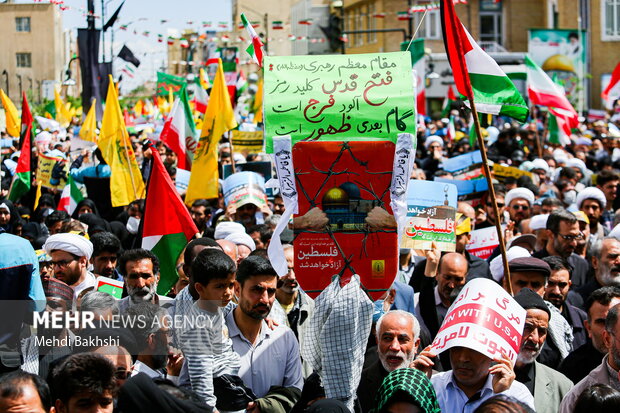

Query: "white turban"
left=553, top=149, right=568, bottom=165
left=489, top=246, right=531, bottom=282
left=576, top=187, right=607, bottom=209
left=424, top=135, right=443, bottom=149
left=565, top=158, right=588, bottom=176
left=43, top=233, right=93, bottom=259
left=529, top=214, right=549, bottom=231
left=225, top=232, right=256, bottom=252
left=35, top=131, right=52, bottom=144
left=214, top=221, right=246, bottom=240
left=530, top=159, right=549, bottom=173
left=0, top=203, right=10, bottom=212
left=610, top=223, right=620, bottom=240
left=505, top=187, right=535, bottom=207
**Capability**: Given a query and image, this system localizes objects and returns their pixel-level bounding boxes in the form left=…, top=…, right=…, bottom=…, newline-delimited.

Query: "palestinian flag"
left=241, top=13, right=264, bottom=67
left=160, top=87, right=197, bottom=170
left=58, top=175, right=84, bottom=215
left=272, top=20, right=284, bottom=29
left=441, top=0, right=528, bottom=122
left=142, top=145, right=198, bottom=295
left=525, top=55, right=577, bottom=121
left=8, top=92, right=33, bottom=202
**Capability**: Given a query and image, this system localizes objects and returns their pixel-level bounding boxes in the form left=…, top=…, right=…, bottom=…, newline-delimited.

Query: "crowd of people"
left=4, top=97, right=620, bottom=413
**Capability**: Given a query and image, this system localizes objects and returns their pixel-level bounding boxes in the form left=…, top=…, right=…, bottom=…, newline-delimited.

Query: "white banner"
left=390, top=133, right=416, bottom=247
left=429, top=278, right=526, bottom=365
left=267, top=135, right=298, bottom=276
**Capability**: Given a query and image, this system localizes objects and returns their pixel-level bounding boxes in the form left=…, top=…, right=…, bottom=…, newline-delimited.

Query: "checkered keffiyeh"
left=300, top=274, right=373, bottom=411
left=372, top=368, right=440, bottom=413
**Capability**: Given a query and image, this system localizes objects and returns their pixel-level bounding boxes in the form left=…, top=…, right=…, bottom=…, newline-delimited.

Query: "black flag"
left=118, top=45, right=141, bottom=67
left=103, top=0, right=125, bottom=31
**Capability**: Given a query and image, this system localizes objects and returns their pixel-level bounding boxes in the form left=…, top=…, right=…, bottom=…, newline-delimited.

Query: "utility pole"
left=264, top=13, right=269, bottom=54
left=87, top=0, right=95, bottom=30
left=101, top=0, right=106, bottom=61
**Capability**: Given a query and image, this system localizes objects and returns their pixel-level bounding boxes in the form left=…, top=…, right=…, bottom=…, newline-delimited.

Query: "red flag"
left=602, top=62, right=620, bottom=101
left=440, top=0, right=473, bottom=100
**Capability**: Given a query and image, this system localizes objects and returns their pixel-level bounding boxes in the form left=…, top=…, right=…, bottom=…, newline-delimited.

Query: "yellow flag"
left=0, top=89, right=20, bottom=137
left=33, top=181, right=42, bottom=211
left=133, top=100, right=144, bottom=116
left=80, top=99, right=98, bottom=142
left=253, top=78, right=263, bottom=124
left=99, top=75, right=145, bottom=207
left=199, top=68, right=211, bottom=89
left=54, top=88, right=72, bottom=128
left=186, top=59, right=237, bottom=204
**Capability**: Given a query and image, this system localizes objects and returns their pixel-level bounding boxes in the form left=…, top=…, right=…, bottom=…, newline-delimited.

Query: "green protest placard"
left=263, top=52, right=416, bottom=153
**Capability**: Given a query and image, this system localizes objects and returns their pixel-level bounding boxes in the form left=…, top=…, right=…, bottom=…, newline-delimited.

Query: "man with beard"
left=225, top=255, right=303, bottom=409
left=577, top=187, right=609, bottom=250
left=118, top=249, right=172, bottom=313
left=543, top=256, right=588, bottom=349
left=127, top=302, right=179, bottom=382
left=533, top=209, right=589, bottom=289
left=513, top=288, right=573, bottom=413
left=559, top=287, right=620, bottom=383
left=21, top=277, right=75, bottom=378
left=578, top=237, right=620, bottom=302
left=505, top=187, right=535, bottom=232
left=90, top=232, right=122, bottom=280
left=559, top=303, right=620, bottom=412
left=275, top=244, right=314, bottom=340
left=356, top=310, right=420, bottom=412
left=43, top=233, right=96, bottom=301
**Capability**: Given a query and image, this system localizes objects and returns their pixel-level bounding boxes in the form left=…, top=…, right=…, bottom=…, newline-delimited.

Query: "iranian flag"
left=410, top=39, right=426, bottom=116
left=602, top=61, right=620, bottom=105
left=142, top=145, right=198, bottom=295
left=442, top=85, right=457, bottom=116
left=8, top=93, right=33, bottom=202
left=440, top=0, right=528, bottom=122
left=525, top=55, right=577, bottom=122
left=160, top=87, right=197, bottom=170
left=548, top=111, right=571, bottom=145
left=193, top=78, right=209, bottom=113
left=58, top=176, right=84, bottom=215
left=240, top=13, right=264, bottom=67
left=446, top=115, right=456, bottom=142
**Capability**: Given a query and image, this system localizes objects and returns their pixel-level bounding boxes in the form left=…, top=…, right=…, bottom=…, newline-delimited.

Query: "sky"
left=15, top=0, right=232, bottom=92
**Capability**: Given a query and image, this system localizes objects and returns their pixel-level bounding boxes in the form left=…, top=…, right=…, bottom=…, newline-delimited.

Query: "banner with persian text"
left=263, top=52, right=416, bottom=153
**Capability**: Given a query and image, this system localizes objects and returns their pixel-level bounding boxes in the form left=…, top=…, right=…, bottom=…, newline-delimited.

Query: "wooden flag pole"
left=532, top=106, right=543, bottom=158
left=469, top=99, right=513, bottom=295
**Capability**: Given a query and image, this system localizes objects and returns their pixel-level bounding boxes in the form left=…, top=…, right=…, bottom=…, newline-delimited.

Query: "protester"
left=117, top=248, right=172, bottom=312
left=371, top=368, right=440, bottom=413
left=559, top=303, right=620, bottom=412
left=0, top=371, right=51, bottom=413
left=90, top=231, right=122, bottom=279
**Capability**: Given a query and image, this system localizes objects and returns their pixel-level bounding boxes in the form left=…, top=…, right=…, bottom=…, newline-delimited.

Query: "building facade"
left=0, top=1, right=65, bottom=105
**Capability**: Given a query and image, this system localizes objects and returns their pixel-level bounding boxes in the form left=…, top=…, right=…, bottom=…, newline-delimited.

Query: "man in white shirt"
left=43, top=232, right=96, bottom=301
left=226, top=255, right=303, bottom=411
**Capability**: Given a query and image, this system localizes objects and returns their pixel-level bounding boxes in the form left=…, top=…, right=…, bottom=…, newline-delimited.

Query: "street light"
left=64, top=55, right=79, bottom=86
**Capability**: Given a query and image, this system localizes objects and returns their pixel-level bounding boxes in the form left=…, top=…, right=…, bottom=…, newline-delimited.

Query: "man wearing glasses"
left=504, top=187, right=535, bottom=233
left=533, top=209, right=590, bottom=290
left=43, top=233, right=96, bottom=302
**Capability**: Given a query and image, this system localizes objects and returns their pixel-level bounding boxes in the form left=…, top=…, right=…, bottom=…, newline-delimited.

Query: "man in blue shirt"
left=414, top=345, right=534, bottom=412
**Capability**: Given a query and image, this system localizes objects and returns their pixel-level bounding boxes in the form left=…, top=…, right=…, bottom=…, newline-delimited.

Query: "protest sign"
left=264, top=52, right=416, bottom=153
left=293, top=141, right=398, bottom=300
left=96, top=276, right=124, bottom=299
left=492, top=163, right=532, bottom=182
left=37, top=153, right=68, bottom=189
left=401, top=180, right=457, bottom=251
left=222, top=171, right=268, bottom=209
left=466, top=225, right=502, bottom=259
left=223, top=161, right=274, bottom=198
left=435, top=176, right=488, bottom=197
left=429, top=278, right=526, bottom=364
left=231, top=130, right=264, bottom=153
left=441, top=150, right=482, bottom=175
left=175, top=168, right=190, bottom=194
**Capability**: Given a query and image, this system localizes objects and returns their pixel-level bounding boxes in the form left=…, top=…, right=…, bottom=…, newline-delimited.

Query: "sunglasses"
left=511, top=205, right=529, bottom=211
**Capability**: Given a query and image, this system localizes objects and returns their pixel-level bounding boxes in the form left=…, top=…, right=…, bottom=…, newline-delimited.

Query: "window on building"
left=367, top=3, right=377, bottom=43
left=15, top=17, right=31, bottom=32
left=480, top=11, right=502, bottom=45
left=16, top=53, right=31, bottom=68
left=603, top=0, right=620, bottom=40
left=414, top=9, right=441, bottom=40
left=355, top=9, right=363, bottom=46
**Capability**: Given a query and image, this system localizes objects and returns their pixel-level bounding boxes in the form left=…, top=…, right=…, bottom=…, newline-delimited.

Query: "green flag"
left=156, top=72, right=187, bottom=96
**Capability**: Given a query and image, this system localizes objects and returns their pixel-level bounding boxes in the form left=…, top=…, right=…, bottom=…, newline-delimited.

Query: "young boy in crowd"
left=179, top=248, right=251, bottom=410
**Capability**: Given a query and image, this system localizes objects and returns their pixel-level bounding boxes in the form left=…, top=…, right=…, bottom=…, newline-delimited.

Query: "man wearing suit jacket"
left=513, top=288, right=573, bottom=413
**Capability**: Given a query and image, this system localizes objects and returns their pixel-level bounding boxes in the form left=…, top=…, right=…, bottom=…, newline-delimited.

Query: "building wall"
left=558, top=0, right=620, bottom=108
left=0, top=3, right=64, bottom=104
left=504, top=0, right=545, bottom=51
